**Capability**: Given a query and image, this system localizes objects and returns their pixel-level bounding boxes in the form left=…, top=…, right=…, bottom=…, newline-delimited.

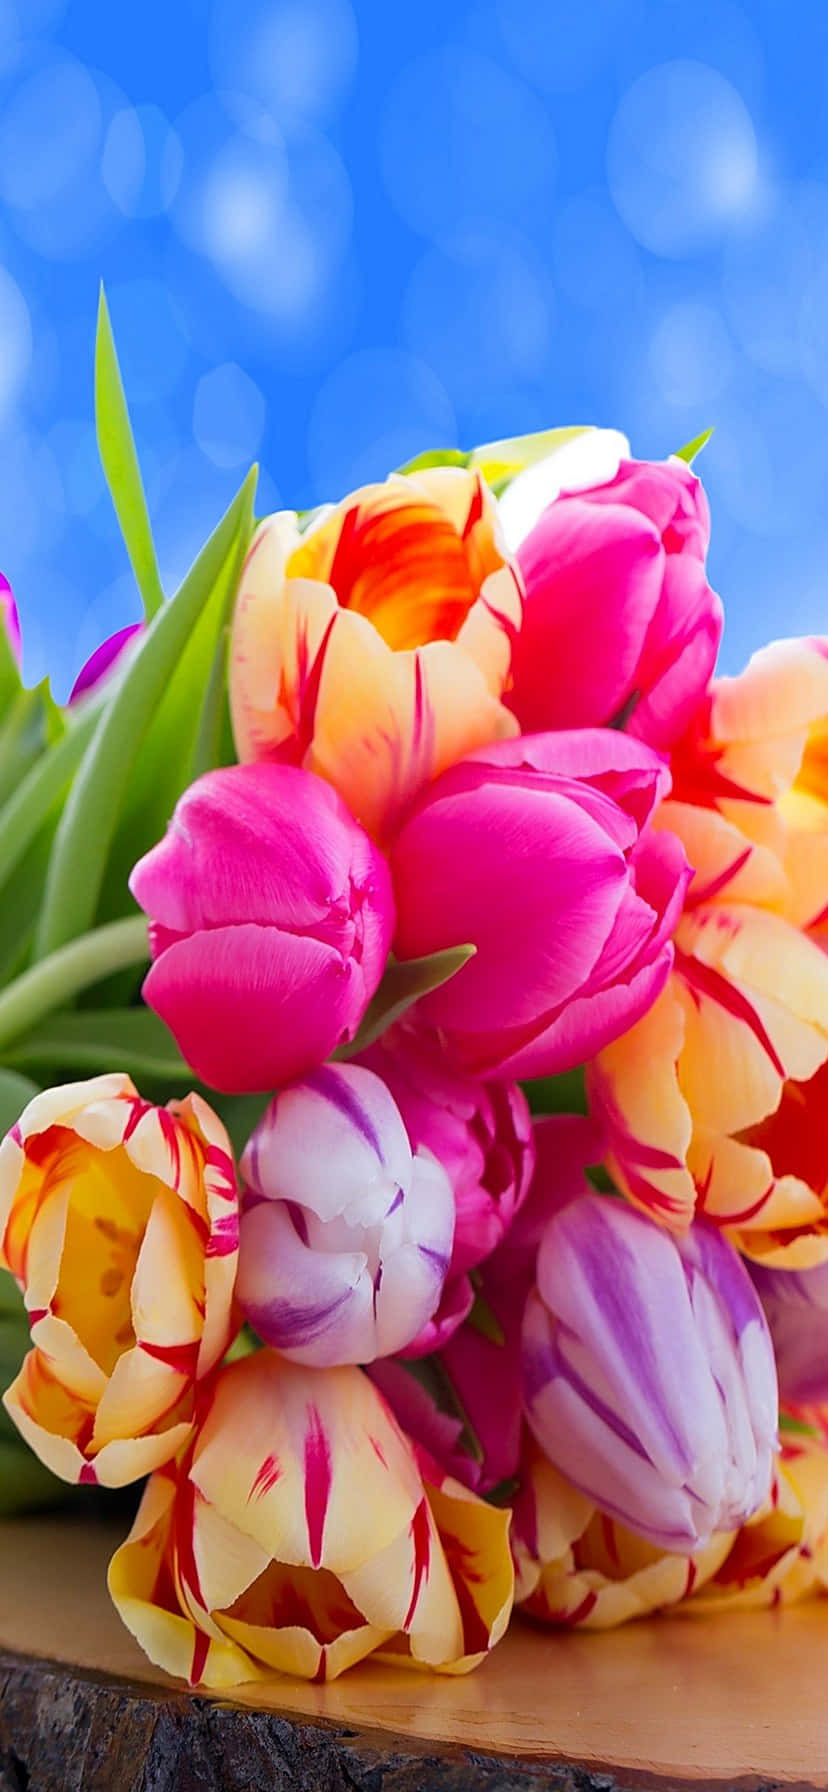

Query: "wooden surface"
left=2, top=1516, right=828, bottom=1791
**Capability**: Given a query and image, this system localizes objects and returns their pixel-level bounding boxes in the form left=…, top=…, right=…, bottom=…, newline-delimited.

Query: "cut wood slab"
left=1, top=1515, right=827, bottom=1791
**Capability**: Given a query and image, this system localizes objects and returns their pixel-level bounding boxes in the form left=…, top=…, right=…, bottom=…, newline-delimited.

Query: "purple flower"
left=68, top=621, right=143, bottom=704
left=523, top=1194, right=778, bottom=1551
left=749, top=1259, right=828, bottom=1406
left=236, top=1063, right=455, bottom=1366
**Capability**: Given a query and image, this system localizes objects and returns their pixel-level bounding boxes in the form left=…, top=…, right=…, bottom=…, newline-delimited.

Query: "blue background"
left=0, top=0, right=826, bottom=695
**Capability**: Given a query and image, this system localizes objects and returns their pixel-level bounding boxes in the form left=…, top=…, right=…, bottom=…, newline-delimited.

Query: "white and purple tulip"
left=749, top=1259, right=828, bottom=1407
left=236, top=1063, right=455, bottom=1366
left=522, top=1194, right=778, bottom=1552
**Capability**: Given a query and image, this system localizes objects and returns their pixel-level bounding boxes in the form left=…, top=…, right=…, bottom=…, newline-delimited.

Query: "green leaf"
left=0, top=1069, right=38, bottom=1137
left=35, top=467, right=257, bottom=959
left=465, top=1289, right=505, bottom=1347
left=208, top=1090, right=270, bottom=1159
left=524, top=1066, right=588, bottom=1117
left=0, top=682, right=63, bottom=811
left=96, top=285, right=165, bottom=622
left=779, top=1412, right=819, bottom=1438
left=0, top=916, right=149, bottom=1054
left=0, top=607, right=21, bottom=714
left=0, top=701, right=98, bottom=894
left=398, top=447, right=471, bottom=475
left=675, top=427, right=714, bottom=466
left=91, top=469, right=257, bottom=960
left=469, top=425, right=588, bottom=493
left=398, top=429, right=589, bottom=498
left=335, top=944, right=476, bottom=1058
left=2, top=1007, right=190, bottom=1083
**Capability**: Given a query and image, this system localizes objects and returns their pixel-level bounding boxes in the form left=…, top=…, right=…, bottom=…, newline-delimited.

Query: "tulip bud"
left=0, top=574, right=21, bottom=666
left=505, top=454, right=722, bottom=749
left=130, top=762, right=395, bottom=1093
left=523, top=1194, right=778, bottom=1552
left=68, top=621, right=143, bottom=704
left=390, top=729, right=690, bottom=1079
left=236, top=1064, right=455, bottom=1365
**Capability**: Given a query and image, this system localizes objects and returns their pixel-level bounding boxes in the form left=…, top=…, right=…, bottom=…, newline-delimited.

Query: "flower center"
left=53, top=1144, right=159, bottom=1375
left=288, top=490, right=496, bottom=651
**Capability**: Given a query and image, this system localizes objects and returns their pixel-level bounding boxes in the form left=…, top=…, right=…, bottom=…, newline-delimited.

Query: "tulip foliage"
left=1, top=296, right=828, bottom=1689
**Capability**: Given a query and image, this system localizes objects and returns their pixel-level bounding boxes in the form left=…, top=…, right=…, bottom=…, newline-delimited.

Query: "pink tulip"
left=506, top=457, right=722, bottom=749
left=236, top=1064, right=454, bottom=1364
left=390, top=730, right=690, bottom=1079
left=68, top=621, right=143, bottom=703
left=523, top=1193, right=778, bottom=1551
left=130, top=763, right=395, bottom=1092
left=356, top=1025, right=535, bottom=1279
left=0, top=574, right=21, bottom=664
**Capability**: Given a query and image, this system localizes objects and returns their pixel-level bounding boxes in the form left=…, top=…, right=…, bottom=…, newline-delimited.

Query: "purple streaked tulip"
left=0, top=574, right=21, bottom=664
left=749, top=1260, right=828, bottom=1406
left=68, top=621, right=143, bottom=704
left=236, top=1063, right=455, bottom=1366
left=523, top=1194, right=778, bottom=1552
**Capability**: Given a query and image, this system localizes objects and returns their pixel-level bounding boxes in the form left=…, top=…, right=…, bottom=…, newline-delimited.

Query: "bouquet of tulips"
left=1, top=295, right=827, bottom=1690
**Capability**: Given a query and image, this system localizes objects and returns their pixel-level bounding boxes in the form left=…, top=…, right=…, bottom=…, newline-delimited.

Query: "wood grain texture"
left=1, top=1515, right=827, bottom=1791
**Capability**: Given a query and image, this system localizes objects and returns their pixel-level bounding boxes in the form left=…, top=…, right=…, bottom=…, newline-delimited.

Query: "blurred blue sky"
left=0, top=0, right=826, bottom=695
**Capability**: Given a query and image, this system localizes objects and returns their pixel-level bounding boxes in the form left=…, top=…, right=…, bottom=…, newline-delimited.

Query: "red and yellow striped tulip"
left=0, top=1075, right=239, bottom=1487
left=512, top=1435, right=828, bottom=1628
left=229, top=468, right=523, bottom=840
left=589, top=637, right=828, bottom=1260
left=108, top=1350, right=514, bottom=1686
left=588, top=906, right=828, bottom=1254
left=662, top=635, right=828, bottom=933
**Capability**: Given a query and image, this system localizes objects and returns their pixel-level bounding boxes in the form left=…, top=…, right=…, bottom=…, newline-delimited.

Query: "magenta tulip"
left=236, top=1063, right=454, bottom=1364
left=506, top=457, right=722, bottom=749
left=129, top=763, right=395, bottom=1092
left=69, top=621, right=143, bottom=703
left=356, top=1025, right=535, bottom=1279
left=523, top=1194, right=778, bottom=1551
left=389, top=730, right=690, bottom=1079
left=0, top=574, right=20, bottom=665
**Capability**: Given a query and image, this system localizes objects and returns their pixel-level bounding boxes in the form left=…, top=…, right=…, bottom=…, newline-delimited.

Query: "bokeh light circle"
left=0, top=268, right=32, bottom=418
left=209, top=0, right=358, bottom=128
left=194, top=362, right=266, bottom=468
left=102, top=104, right=183, bottom=218
left=607, top=60, right=760, bottom=257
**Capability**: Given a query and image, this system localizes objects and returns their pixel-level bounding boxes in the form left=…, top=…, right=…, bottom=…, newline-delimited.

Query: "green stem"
left=0, top=914, right=149, bottom=1053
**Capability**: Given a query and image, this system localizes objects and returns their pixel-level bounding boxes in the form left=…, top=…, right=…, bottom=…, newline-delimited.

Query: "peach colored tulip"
left=108, top=1350, right=514, bottom=1686
left=0, top=1074, right=239, bottom=1487
left=228, top=468, right=523, bottom=839
left=588, top=905, right=828, bottom=1259
left=662, top=635, right=828, bottom=933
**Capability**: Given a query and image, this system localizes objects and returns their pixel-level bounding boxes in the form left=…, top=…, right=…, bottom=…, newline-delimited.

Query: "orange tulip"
left=229, top=468, right=523, bottom=839
left=108, top=1350, right=514, bottom=1686
left=0, top=1074, right=239, bottom=1487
